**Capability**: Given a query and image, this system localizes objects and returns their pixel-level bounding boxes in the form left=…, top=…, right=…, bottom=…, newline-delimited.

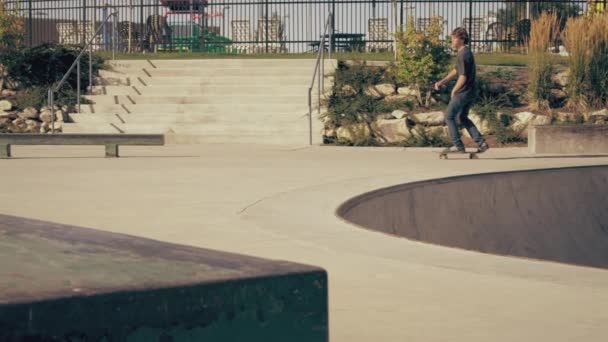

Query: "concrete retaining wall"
left=528, top=124, right=608, bottom=154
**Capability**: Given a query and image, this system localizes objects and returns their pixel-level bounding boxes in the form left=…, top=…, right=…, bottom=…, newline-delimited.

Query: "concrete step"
left=107, top=59, right=333, bottom=70
left=89, top=84, right=312, bottom=96
left=68, top=112, right=313, bottom=125
left=95, top=76, right=328, bottom=87
left=100, top=68, right=319, bottom=78
left=76, top=103, right=313, bottom=114
left=84, top=95, right=316, bottom=106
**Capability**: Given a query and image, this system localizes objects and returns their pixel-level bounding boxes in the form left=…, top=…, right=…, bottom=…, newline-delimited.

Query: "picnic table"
left=309, top=32, right=365, bottom=52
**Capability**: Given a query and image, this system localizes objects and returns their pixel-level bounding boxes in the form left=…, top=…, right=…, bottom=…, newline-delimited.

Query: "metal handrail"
left=48, top=9, right=118, bottom=133
left=307, top=12, right=333, bottom=146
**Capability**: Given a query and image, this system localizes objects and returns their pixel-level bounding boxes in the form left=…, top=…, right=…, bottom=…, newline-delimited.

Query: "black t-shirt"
left=455, top=46, right=476, bottom=97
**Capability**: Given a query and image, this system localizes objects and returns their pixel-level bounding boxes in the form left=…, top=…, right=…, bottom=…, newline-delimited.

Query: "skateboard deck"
left=438, top=150, right=481, bottom=159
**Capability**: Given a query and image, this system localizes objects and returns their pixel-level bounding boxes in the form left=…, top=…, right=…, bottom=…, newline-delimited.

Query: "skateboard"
left=438, top=149, right=481, bottom=159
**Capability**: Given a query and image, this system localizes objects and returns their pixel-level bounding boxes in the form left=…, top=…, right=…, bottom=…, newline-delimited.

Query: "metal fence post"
left=265, top=0, right=269, bottom=53
left=82, top=0, right=87, bottom=45
left=27, top=0, right=33, bottom=47
left=330, top=1, right=335, bottom=54
left=112, top=11, right=116, bottom=60
left=89, top=43, right=93, bottom=93
left=48, top=89, right=55, bottom=134
left=468, top=0, right=473, bottom=46
left=77, top=58, right=81, bottom=114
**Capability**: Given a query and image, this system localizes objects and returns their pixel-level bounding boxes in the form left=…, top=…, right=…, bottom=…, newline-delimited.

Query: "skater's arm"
left=434, top=69, right=457, bottom=90
left=451, top=75, right=467, bottom=97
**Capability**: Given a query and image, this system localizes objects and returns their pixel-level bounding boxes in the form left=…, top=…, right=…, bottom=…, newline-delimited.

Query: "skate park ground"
left=1, top=144, right=608, bottom=341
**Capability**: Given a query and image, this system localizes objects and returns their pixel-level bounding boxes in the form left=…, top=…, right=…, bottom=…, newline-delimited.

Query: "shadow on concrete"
left=338, top=165, right=608, bottom=270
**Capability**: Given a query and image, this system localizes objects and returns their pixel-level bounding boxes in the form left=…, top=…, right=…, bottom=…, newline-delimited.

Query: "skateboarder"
left=434, top=27, right=489, bottom=154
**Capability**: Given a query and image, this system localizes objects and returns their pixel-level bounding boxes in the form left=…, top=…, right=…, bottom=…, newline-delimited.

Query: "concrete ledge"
left=528, top=124, right=608, bottom=154
left=0, top=215, right=328, bottom=341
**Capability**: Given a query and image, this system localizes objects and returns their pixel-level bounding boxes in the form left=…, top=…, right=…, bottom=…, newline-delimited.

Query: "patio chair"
left=231, top=20, right=253, bottom=54
left=255, top=14, right=287, bottom=53
left=366, top=18, right=391, bottom=52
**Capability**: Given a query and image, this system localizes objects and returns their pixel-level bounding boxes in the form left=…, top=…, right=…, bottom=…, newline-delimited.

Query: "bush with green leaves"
left=393, top=16, right=450, bottom=108
left=2, top=43, right=105, bottom=92
left=474, top=98, right=524, bottom=145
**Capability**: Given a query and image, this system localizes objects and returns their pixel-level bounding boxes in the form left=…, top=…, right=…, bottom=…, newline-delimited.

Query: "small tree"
left=393, top=16, right=449, bottom=108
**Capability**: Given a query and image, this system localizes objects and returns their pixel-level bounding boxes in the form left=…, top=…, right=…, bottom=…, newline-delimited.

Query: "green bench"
left=0, top=133, right=164, bottom=158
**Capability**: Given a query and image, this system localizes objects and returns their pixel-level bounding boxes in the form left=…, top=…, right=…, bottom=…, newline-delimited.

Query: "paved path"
left=1, top=145, right=607, bottom=341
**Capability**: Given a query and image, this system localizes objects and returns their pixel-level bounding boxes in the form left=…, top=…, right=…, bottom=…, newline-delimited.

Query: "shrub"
left=2, top=43, right=104, bottom=92
left=393, top=16, right=450, bottom=108
left=527, top=12, right=560, bottom=110
left=563, top=13, right=608, bottom=110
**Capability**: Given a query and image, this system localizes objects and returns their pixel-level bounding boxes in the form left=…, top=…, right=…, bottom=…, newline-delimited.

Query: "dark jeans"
left=445, top=94, right=484, bottom=149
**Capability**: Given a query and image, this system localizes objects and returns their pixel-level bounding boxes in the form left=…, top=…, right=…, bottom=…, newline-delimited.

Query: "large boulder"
left=375, top=83, right=395, bottom=97
left=374, top=119, right=411, bottom=143
left=397, top=86, right=418, bottom=97
left=0, top=100, right=12, bottom=112
left=468, top=113, right=491, bottom=135
left=39, top=111, right=53, bottom=123
left=531, top=114, right=551, bottom=126
left=18, top=107, right=39, bottom=120
left=336, top=123, right=371, bottom=144
left=412, top=111, right=445, bottom=126
left=1, top=89, right=16, bottom=97
left=587, top=109, right=608, bottom=124
left=391, top=110, right=408, bottom=119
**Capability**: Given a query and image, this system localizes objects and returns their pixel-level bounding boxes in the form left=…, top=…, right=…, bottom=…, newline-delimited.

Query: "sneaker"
left=442, top=145, right=466, bottom=154
left=478, top=141, right=490, bottom=153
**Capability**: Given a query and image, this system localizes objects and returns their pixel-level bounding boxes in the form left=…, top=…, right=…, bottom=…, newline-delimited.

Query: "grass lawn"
left=101, top=51, right=567, bottom=66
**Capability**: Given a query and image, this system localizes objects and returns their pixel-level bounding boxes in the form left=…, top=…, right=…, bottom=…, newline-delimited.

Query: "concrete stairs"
left=65, top=59, right=335, bottom=145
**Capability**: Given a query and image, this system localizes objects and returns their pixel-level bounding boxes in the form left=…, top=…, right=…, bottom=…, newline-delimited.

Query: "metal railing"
left=307, top=13, right=333, bottom=146
left=47, top=9, right=118, bottom=133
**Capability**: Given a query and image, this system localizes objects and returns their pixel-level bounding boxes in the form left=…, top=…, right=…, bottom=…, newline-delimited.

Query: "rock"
left=0, top=118, right=10, bottom=126
left=39, top=111, right=54, bottom=123
left=374, top=119, right=411, bottom=143
left=375, top=83, right=395, bottom=97
left=511, top=111, right=536, bottom=133
left=12, top=118, right=25, bottom=126
left=19, top=107, right=39, bottom=120
left=324, top=127, right=336, bottom=138
left=336, top=123, right=371, bottom=143
left=587, top=109, right=608, bottom=124
left=468, top=113, right=491, bottom=135
left=54, top=110, right=65, bottom=122
left=555, top=111, right=580, bottom=123
left=1, top=89, right=16, bottom=97
left=397, top=86, right=418, bottom=97
left=375, top=113, right=395, bottom=120
left=0, top=100, right=12, bottom=112
left=412, top=111, right=445, bottom=126
left=391, top=110, right=408, bottom=119
left=51, top=121, right=63, bottom=132
left=39, top=126, right=48, bottom=134
left=531, top=115, right=551, bottom=126
left=364, top=86, right=380, bottom=98
left=341, top=85, right=357, bottom=96
left=553, top=70, right=569, bottom=88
